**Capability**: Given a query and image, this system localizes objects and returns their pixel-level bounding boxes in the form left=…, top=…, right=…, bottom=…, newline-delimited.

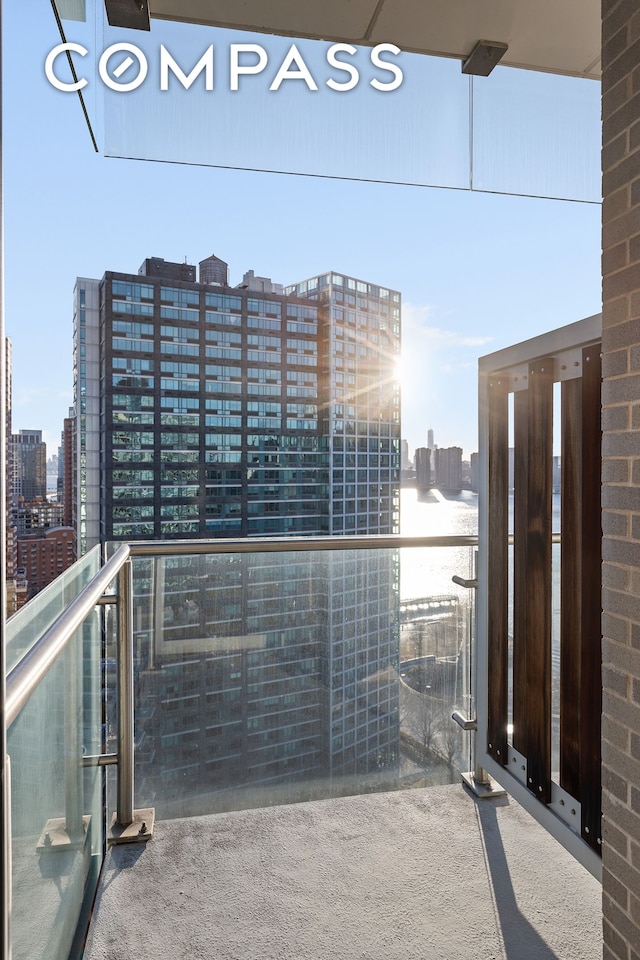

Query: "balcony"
left=6, top=528, right=602, bottom=960
left=4, top=315, right=604, bottom=959
left=85, top=783, right=600, bottom=960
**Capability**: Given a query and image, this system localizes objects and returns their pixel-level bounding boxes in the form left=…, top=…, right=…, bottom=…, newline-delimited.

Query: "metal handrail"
left=128, top=532, right=562, bottom=557
left=128, top=533, right=480, bottom=556
left=5, top=543, right=131, bottom=729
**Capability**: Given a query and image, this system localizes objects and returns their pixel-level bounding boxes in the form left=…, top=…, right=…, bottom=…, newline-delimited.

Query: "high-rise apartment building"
left=284, top=270, right=400, bottom=535
left=13, top=496, right=75, bottom=599
left=17, top=526, right=75, bottom=599
left=72, top=279, right=100, bottom=556
left=11, top=429, right=46, bottom=503
left=14, top=498, right=64, bottom=537
left=4, top=338, right=22, bottom=615
left=434, top=445, right=462, bottom=492
left=414, top=447, right=431, bottom=491
left=60, top=412, right=74, bottom=528
left=469, top=452, right=479, bottom=493
left=74, top=254, right=401, bottom=803
left=74, top=256, right=400, bottom=546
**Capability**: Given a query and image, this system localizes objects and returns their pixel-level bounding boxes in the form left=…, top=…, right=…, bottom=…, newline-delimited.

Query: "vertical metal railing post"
left=452, top=563, right=497, bottom=791
left=452, top=373, right=505, bottom=798
left=64, top=632, right=84, bottom=840
left=469, top=551, right=491, bottom=788
left=116, top=560, right=134, bottom=827
left=469, top=550, right=491, bottom=788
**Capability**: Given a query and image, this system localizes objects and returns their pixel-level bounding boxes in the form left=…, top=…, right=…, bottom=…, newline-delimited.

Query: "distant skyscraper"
left=434, top=446, right=462, bottom=491
left=11, top=430, right=46, bottom=502
left=72, top=278, right=100, bottom=555
left=60, top=412, right=74, bottom=529
left=427, top=427, right=434, bottom=450
left=73, top=254, right=401, bottom=800
left=5, top=338, right=20, bottom=614
left=470, top=452, right=479, bottom=493
left=414, top=447, right=431, bottom=490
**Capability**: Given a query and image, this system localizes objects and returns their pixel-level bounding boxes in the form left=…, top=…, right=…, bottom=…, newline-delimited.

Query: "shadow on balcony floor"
left=84, top=783, right=601, bottom=960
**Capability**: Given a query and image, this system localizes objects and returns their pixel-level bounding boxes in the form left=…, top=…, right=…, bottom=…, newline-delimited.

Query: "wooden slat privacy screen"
left=482, top=331, right=602, bottom=855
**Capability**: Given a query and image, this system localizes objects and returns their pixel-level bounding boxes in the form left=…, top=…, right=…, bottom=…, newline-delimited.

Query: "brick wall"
left=602, top=2, right=640, bottom=958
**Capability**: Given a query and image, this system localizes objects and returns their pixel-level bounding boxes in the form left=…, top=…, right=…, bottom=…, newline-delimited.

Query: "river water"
left=399, top=486, right=561, bottom=624
left=400, top=486, right=479, bottom=538
left=398, top=483, right=562, bottom=672
left=399, top=484, right=562, bottom=538
left=399, top=486, right=478, bottom=601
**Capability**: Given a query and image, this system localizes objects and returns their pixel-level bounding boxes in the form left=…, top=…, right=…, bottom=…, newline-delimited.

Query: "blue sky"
left=5, top=1, right=602, bottom=458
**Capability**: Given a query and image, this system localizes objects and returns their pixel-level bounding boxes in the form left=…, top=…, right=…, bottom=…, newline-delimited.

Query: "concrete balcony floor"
left=84, top=783, right=601, bottom=960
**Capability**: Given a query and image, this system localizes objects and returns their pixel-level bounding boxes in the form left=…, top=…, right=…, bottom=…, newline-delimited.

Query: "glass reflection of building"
left=74, top=254, right=401, bottom=807
left=131, top=549, right=400, bottom=808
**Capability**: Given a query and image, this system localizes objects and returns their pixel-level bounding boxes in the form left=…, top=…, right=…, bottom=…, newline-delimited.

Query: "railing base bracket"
left=461, top=772, right=507, bottom=799
left=108, top=807, right=155, bottom=845
left=36, top=815, right=91, bottom=853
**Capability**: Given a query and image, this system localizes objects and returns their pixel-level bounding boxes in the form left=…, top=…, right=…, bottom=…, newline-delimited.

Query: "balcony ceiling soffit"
left=148, top=0, right=601, bottom=79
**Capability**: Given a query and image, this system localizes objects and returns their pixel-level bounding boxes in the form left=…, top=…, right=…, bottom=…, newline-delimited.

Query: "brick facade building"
left=601, top=2, right=640, bottom=956
left=16, top=527, right=75, bottom=599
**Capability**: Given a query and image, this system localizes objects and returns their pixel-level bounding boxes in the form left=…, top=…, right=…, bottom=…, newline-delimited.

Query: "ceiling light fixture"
left=104, top=0, right=151, bottom=31
left=462, top=40, right=508, bottom=77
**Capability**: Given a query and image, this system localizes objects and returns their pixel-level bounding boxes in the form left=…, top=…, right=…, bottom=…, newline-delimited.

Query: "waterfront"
left=399, top=486, right=478, bottom=601
left=400, top=486, right=479, bottom=537
left=400, top=483, right=562, bottom=538
left=399, top=487, right=562, bottom=633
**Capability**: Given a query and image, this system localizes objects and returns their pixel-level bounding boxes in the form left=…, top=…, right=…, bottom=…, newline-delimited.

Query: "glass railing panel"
left=8, top=608, right=104, bottom=960
left=100, top=20, right=471, bottom=191
left=129, top=544, right=474, bottom=819
left=6, top=546, right=102, bottom=673
left=45, top=0, right=102, bottom=150
left=88, top=13, right=599, bottom=201
left=472, top=68, right=601, bottom=203
left=399, top=544, right=474, bottom=782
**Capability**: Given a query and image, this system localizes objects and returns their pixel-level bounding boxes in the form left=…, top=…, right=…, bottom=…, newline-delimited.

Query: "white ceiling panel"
left=370, top=0, right=601, bottom=78
left=150, top=0, right=382, bottom=43
left=149, top=0, right=601, bottom=79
